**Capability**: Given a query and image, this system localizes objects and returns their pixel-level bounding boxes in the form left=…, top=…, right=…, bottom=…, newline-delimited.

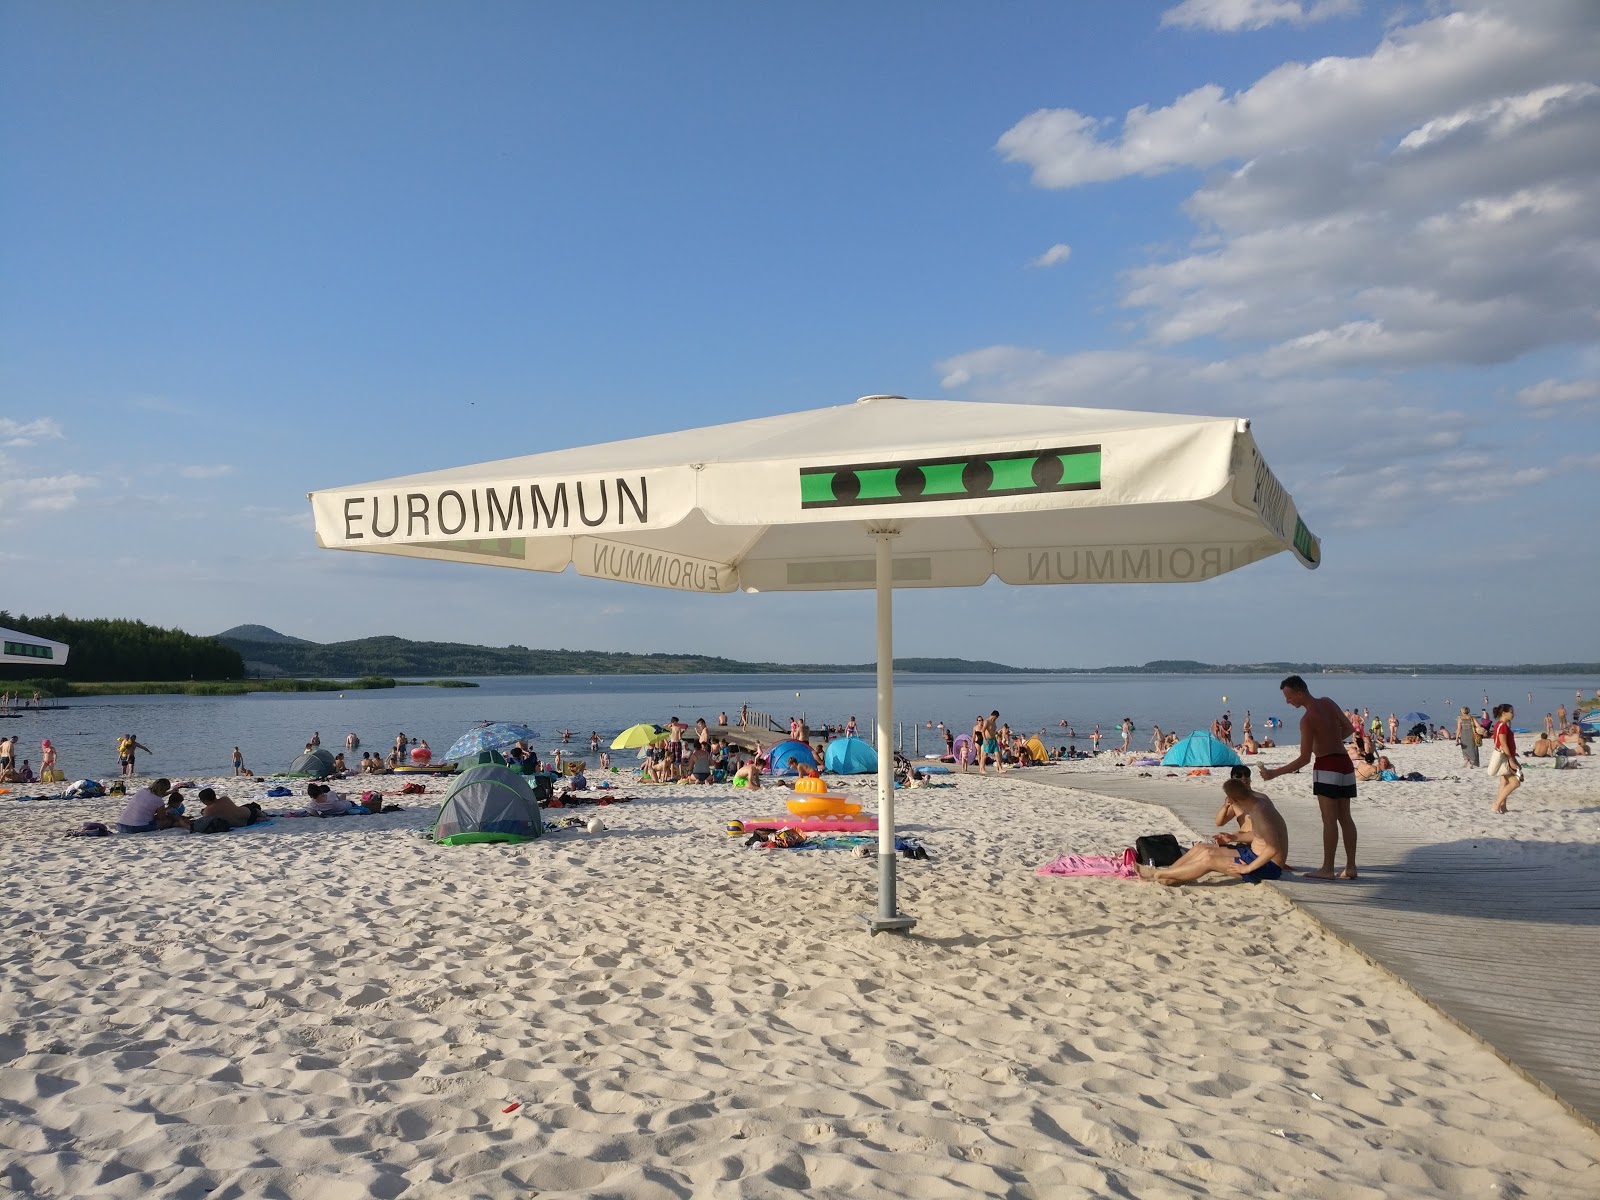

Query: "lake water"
left=5, top=672, right=1592, bottom=781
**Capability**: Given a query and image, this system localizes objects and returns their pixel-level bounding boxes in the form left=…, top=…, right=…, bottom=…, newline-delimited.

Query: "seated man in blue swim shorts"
left=1138, top=779, right=1289, bottom=886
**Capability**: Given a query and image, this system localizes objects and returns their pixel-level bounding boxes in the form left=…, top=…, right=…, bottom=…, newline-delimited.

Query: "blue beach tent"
left=765, top=740, right=818, bottom=774
left=1160, top=731, right=1241, bottom=769
left=823, top=736, right=878, bottom=775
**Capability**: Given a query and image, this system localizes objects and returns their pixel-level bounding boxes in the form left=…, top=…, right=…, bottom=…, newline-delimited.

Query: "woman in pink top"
left=1491, top=703, right=1521, bottom=814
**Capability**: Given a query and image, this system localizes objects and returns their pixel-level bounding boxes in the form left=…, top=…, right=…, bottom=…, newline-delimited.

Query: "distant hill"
left=211, top=626, right=1600, bottom=679
left=215, top=624, right=313, bottom=644
left=213, top=630, right=1044, bottom=677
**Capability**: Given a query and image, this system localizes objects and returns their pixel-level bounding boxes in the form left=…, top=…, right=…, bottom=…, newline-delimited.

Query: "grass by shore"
left=8, top=677, right=477, bottom=697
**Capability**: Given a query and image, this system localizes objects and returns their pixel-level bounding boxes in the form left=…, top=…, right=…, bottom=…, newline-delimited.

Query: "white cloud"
left=0, top=417, right=65, bottom=448
left=1028, top=243, right=1073, bottom=269
left=0, top=470, right=98, bottom=518
left=1517, top=377, right=1600, bottom=409
left=930, top=341, right=1573, bottom=530
left=999, top=4, right=1596, bottom=188
left=995, top=2, right=1600, bottom=371
left=179, top=464, right=235, bottom=479
left=1161, top=0, right=1360, bottom=33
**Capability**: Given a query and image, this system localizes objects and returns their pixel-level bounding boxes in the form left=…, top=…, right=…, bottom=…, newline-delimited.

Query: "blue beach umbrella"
left=443, top=722, right=540, bottom=762
left=1401, top=711, right=1431, bottom=725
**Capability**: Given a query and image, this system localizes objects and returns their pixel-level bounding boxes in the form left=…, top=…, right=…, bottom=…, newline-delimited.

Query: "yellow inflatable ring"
left=785, top=796, right=862, bottom=817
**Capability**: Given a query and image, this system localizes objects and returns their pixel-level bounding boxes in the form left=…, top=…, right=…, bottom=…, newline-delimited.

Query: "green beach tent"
left=432, top=763, right=544, bottom=846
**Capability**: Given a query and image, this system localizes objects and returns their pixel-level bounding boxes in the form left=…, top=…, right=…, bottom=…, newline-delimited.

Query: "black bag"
left=531, top=774, right=555, bottom=803
left=1135, top=834, right=1184, bottom=867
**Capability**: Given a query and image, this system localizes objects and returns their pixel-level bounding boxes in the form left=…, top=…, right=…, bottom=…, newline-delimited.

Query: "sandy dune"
left=2, top=761, right=1597, bottom=1197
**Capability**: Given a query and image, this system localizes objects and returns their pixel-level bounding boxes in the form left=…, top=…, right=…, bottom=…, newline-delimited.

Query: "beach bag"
left=1485, top=749, right=1505, bottom=777
left=1135, top=834, right=1184, bottom=868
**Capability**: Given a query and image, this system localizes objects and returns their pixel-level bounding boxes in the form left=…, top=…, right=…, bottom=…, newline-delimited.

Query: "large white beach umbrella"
left=309, top=395, right=1320, bottom=933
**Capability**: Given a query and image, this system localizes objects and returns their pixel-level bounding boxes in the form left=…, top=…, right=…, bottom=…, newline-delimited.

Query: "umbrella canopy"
left=1401, top=711, right=1431, bottom=724
left=611, top=723, right=669, bottom=749
left=442, top=722, right=540, bottom=762
left=310, top=395, right=1319, bottom=932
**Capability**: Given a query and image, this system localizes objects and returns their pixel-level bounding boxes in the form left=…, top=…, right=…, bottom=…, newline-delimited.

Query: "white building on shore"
left=0, top=626, right=70, bottom=668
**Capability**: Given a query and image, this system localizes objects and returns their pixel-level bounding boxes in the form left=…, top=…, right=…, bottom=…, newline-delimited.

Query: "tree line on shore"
left=0, top=612, right=245, bottom=685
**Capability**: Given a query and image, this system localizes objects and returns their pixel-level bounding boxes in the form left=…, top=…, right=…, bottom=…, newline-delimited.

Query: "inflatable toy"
left=738, top=815, right=878, bottom=833
left=785, top=796, right=862, bottom=817
left=409, top=746, right=433, bottom=764
left=793, top=776, right=828, bottom=794
left=393, top=763, right=458, bottom=776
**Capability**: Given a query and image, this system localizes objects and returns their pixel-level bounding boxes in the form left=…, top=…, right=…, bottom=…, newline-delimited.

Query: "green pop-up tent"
left=433, top=764, right=544, bottom=846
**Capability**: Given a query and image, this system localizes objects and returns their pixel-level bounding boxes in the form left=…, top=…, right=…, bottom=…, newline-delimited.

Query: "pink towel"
left=1037, top=852, right=1138, bottom=879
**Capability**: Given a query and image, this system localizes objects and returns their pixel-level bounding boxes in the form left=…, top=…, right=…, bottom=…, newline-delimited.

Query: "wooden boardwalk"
left=1025, top=770, right=1600, bottom=1129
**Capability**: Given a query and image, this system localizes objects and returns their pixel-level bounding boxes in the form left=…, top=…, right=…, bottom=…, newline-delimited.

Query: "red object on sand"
left=410, top=746, right=432, bottom=763
left=502, top=1102, right=520, bottom=1113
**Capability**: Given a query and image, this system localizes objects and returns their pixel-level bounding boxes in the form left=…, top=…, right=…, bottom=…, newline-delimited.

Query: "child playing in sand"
left=1139, top=779, right=1288, bottom=886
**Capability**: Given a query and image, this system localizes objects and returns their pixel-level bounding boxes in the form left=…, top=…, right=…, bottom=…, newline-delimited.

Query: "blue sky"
left=3, top=1, right=1597, bottom=667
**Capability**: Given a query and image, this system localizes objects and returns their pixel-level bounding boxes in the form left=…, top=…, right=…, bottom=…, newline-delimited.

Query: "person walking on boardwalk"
left=1260, top=675, right=1358, bottom=880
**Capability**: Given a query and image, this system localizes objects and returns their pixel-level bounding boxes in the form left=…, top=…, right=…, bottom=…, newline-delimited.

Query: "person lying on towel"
left=1139, top=779, right=1288, bottom=886
left=197, top=787, right=265, bottom=828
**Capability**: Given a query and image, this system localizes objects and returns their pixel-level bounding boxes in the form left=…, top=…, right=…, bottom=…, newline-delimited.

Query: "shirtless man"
left=979, top=711, right=1005, bottom=774
left=1214, top=764, right=1271, bottom=844
left=119, top=733, right=153, bottom=778
left=1139, top=779, right=1287, bottom=886
left=197, top=787, right=264, bottom=828
left=1260, top=675, right=1357, bottom=880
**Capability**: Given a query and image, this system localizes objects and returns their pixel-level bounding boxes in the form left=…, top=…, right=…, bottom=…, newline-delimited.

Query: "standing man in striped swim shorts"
left=1260, top=675, right=1358, bottom=880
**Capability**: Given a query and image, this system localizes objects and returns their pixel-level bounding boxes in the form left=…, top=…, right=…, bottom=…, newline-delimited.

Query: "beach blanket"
left=1037, top=853, right=1138, bottom=879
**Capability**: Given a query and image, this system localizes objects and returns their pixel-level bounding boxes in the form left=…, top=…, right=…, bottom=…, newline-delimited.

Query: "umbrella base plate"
left=857, top=913, right=917, bottom=935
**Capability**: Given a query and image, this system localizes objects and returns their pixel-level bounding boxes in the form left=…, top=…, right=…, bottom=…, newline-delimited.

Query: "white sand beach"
left=3, top=748, right=1599, bottom=1198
